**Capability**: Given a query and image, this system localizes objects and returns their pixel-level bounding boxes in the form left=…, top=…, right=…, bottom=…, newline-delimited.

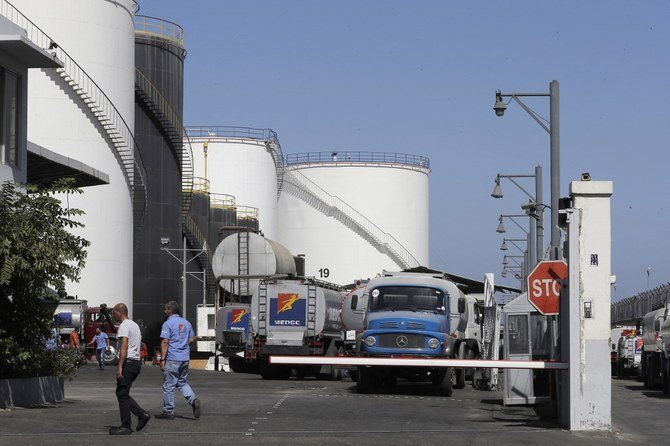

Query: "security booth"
left=502, top=293, right=552, bottom=405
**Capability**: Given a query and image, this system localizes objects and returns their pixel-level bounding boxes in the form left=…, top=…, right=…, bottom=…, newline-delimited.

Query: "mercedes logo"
left=396, top=335, right=408, bottom=347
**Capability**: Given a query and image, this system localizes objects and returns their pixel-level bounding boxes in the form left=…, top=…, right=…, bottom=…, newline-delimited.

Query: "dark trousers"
left=115, top=359, right=144, bottom=428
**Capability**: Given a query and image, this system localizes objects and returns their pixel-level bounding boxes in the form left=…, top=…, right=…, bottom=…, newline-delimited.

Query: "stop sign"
left=527, top=260, right=568, bottom=315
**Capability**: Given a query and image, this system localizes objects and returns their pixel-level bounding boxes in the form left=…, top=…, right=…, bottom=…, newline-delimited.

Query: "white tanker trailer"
left=249, top=277, right=348, bottom=380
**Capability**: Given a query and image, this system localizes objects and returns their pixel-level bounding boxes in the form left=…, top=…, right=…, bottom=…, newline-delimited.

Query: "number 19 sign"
left=527, top=260, right=568, bottom=315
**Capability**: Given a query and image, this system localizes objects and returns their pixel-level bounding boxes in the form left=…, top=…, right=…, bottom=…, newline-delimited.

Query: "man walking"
left=110, top=303, right=151, bottom=435
left=155, top=301, right=201, bottom=420
left=88, top=327, right=108, bottom=370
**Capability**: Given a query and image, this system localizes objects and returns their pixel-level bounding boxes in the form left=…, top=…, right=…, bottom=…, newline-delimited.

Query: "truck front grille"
left=376, top=333, right=425, bottom=349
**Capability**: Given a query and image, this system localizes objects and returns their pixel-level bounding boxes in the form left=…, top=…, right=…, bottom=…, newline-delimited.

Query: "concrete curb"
left=0, top=376, right=64, bottom=408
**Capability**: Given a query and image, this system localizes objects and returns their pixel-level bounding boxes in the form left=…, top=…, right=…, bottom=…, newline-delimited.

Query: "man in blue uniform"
left=88, top=327, right=108, bottom=370
left=155, top=301, right=201, bottom=420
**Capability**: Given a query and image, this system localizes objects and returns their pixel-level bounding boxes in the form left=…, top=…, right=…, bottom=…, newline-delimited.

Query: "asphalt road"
left=0, top=364, right=664, bottom=445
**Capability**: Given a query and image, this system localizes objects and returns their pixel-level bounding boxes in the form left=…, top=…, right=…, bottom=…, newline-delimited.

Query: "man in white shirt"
left=110, top=303, right=151, bottom=435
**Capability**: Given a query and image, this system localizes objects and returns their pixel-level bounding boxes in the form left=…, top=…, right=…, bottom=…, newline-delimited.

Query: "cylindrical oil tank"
left=642, top=308, right=666, bottom=353
left=278, top=151, right=430, bottom=286
left=209, top=193, right=237, bottom=250
left=212, top=232, right=296, bottom=298
left=250, top=280, right=345, bottom=340
left=19, top=0, right=137, bottom=310
left=185, top=127, right=281, bottom=239
left=133, top=14, right=187, bottom=345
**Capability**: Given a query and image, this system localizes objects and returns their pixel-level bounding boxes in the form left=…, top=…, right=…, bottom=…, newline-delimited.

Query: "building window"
left=3, top=69, right=19, bottom=167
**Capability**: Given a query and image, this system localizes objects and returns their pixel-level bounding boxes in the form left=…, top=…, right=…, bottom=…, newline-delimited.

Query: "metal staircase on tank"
left=182, top=214, right=217, bottom=300
left=0, top=1, right=148, bottom=243
left=307, top=282, right=317, bottom=352
left=237, top=230, right=250, bottom=297
left=134, top=69, right=218, bottom=301
left=282, top=169, right=420, bottom=270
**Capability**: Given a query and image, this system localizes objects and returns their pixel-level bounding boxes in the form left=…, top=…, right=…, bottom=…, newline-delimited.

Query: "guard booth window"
left=0, top=68, right=20, bottom=168
left=508, top=314, right=529, bottom=355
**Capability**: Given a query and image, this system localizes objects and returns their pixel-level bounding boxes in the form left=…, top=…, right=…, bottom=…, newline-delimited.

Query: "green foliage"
left=0, top=179, right=89, bottom=379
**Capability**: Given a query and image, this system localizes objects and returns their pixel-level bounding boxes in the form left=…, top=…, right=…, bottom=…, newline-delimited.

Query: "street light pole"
left=494, top=80, right=560, bottom=260
left=161, top=236, right=207, bottom=320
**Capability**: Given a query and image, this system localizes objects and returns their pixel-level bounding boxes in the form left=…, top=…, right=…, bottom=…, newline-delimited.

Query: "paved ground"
left=0, top=364, right=665, bottom=445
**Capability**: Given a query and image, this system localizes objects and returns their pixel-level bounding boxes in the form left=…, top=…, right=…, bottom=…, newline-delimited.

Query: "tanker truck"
left=214, top=303, right=257, bottom=373
left=53, top=298, right=119, bottom=365
left=350, top=269, right=483, bottom=396
left=249, top=277, right=348, bottom=380
left=640, top=306, right=668, bottom=389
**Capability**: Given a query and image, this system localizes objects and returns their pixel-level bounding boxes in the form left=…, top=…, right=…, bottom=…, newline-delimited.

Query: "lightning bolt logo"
left=277, top=293, right=301, bottom=314
left=231, top=309, right=247, bottom=324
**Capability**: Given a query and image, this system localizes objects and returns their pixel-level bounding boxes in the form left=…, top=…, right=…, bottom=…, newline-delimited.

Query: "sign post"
left=527, top=260, right=568, bottom=315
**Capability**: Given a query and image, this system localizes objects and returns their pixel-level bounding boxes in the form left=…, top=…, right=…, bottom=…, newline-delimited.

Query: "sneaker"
left=136, top=412, right=151, bottom=431
left=192, top=398, right=201, bottom=419
left=154, top=412, right=174, bottom=420
left=109, top=426, right=132, bottom=435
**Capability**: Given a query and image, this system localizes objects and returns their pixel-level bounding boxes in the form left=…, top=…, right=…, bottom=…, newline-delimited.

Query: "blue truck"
left=349, top=270, right=483, bottom=395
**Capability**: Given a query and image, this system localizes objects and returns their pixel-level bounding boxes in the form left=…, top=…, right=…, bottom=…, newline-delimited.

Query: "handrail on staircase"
left=134, top=68, right=195, bottom=218
left=284, top=168, right=419, bottom=269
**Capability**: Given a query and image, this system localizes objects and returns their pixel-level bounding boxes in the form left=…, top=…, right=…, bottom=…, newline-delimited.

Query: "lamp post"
left=491, top=165, right=545, bottom=263
left=160, top=236, right=207, bottom=319
left=497, top=214, right=534, bottom=277
left=493, top=80, right=560, bottom=260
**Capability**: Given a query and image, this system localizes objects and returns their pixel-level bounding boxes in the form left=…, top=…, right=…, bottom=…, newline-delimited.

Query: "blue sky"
left=139, top=0, right=670, bottom=300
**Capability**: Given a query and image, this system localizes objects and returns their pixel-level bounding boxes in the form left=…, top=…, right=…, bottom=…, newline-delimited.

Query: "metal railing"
left=283, top=169, right=419, bottom=269
left=611, top=283, right=670, bottom=324
left=183, top=214, right=216, bottom=303
left=191, top=177, right=209, bottom=194
left=236, top=205, right=259, bottom=220
left=285, top=151, right=430, bottom=169
left=210, top=193, right=236, bottom=209
left=0, top=0, right=148, bottom=242
left=134, top=15, right=184, bottom=46
left=135, top=68, right=195, bottom=220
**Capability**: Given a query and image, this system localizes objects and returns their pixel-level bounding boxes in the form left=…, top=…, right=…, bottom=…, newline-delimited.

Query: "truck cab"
left=354, top=274, right=465, bottom=395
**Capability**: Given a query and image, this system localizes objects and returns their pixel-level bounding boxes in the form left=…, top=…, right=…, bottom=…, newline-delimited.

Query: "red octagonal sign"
left=527, top=260, right=568, bottom=315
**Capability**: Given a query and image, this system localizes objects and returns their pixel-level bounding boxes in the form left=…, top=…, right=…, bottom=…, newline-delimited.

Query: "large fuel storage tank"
left=133, top=14, right=187, bottom=343
left=17, top=0, right=137, bottom=310
left=212, top=232, right=296, bottom=299
left=278, top=151, right=430, bottom=286
left=185, top=127, right=282, bottom=239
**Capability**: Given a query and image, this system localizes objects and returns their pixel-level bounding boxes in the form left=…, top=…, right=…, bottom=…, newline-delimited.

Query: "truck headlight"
left=365, top=336, right=376, bottom=347
left=428, top=338, right=440, bottom=349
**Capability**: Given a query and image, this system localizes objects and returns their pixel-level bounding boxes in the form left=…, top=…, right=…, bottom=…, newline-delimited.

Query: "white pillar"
left=560, top=179, right=613, bottom=430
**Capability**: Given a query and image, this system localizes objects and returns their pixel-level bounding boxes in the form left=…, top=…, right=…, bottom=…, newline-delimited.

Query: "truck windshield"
left=369, top=286, right=446, bottom=314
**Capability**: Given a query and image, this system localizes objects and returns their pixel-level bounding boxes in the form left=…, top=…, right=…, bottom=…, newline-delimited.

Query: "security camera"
left=160, top=237, right=170, bottom=246
left=581, top=172, right=591, bottom=181
left=493, top=91, right=506, bottom=117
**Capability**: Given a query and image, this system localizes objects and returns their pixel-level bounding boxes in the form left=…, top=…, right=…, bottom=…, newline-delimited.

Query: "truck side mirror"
left=458, top=297, right=465, bottom=314
left=350, top=295, right=358, bottom=310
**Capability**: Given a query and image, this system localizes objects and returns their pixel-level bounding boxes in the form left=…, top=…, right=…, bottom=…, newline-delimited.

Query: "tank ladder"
left=257, top=281, right=268, bottom=337
left=307, top=283, right=317, bottom=352
left=238, top=230, right=250, bottom=297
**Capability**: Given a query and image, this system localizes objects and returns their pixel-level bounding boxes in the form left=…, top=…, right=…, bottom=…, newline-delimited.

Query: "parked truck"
left=249, top=277, right=347, bottom=380
left=53, top=298, right=119, bottom=365
left=615, top=329, right=642, bottom=379
left=350, top=270, right=483, bottom=396
left=641, top=306, right=668, bottom=389
left=214, top=303, right=255, bottom=373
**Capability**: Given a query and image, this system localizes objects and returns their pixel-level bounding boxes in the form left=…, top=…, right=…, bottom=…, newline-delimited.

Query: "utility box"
left=560, top=179, right=613, bottom=431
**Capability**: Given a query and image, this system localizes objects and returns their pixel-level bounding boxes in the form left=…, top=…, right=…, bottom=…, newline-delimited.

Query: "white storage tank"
left=278, top=151, right=430, bottom=286
left=186, top=126, right=282, bottom=240
left=16, top=0, right=137, bottom=310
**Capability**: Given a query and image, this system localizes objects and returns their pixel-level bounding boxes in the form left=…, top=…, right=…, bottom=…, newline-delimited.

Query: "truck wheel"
left=662, top=359, right=670, bottom=395
left=642, top=354, right=649, bottom=388
left=259, top=359, right=275, bottom=379
left=356, top=366, right=373, bottom=394
left=103, top=340, right=119, bottom=366
left=440, top=367, right=454, bottom=397
left=348, top=370, right=358, bottom=382
left=454, top=343, right=466, bottom=389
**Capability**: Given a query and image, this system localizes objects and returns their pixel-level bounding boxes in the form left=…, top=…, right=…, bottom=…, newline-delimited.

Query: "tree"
left=0, top=179, right=89, bottom=378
